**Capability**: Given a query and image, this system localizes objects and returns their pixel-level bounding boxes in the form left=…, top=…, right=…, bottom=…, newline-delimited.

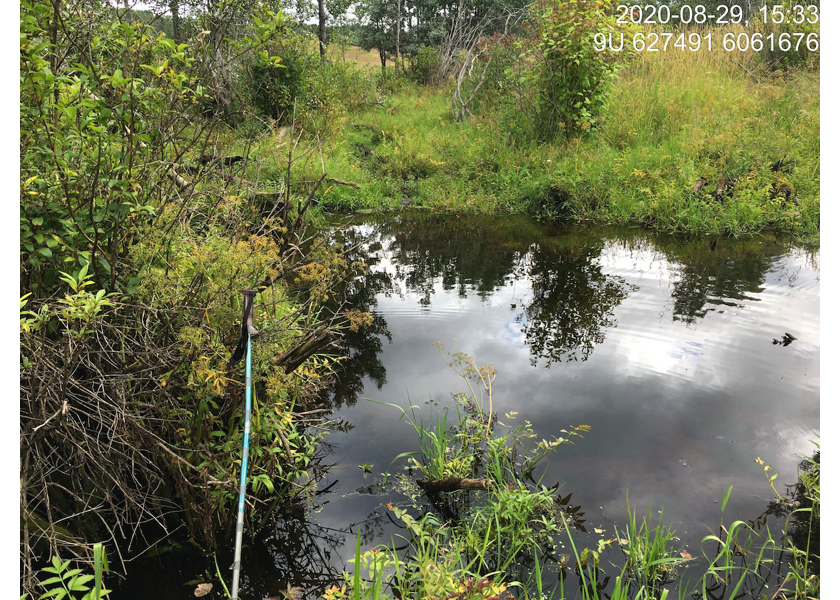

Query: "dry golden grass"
left=632, top=23, right=756, bottom=74
left=335, top=45, right=395, bottom=68
left=305, top=39, right=395, bottom=69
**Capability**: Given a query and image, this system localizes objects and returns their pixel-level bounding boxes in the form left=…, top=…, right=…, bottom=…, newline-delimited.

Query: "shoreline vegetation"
left=305, top=47, right=819, bottom=241
left=21, top=0, right=819, bottom=598
left=316, top=349, right=820, bottom=600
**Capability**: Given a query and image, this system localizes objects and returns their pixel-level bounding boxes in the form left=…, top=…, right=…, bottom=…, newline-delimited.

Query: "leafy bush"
left=30, top=544, right=110, bottom=600
left=454, top=2, right=633, bottom=140
left=243, top=12, right=381, bottom=135
left=20, top=1, right=356, bottom=592
left=245, top=21, right=322, bottom=123
left=407, top=46, right=441, bottom=85
left=20, top=2, right=203, bottom=291
left=372, top=67, right=417, bottom=96
left=524, top=0, right=633, bottom=139
left=320, top=60, right=382, bottom=109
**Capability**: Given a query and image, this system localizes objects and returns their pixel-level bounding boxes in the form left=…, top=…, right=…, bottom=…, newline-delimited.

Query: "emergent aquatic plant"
left=332, top=350, right=818, bottom=600
left=353, top=347, right=589, bottom=597
left=620, top=501, right=689, bottom=595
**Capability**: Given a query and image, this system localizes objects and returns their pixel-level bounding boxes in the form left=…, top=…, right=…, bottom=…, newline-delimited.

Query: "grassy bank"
left=300, top=45, right=819, bottom=240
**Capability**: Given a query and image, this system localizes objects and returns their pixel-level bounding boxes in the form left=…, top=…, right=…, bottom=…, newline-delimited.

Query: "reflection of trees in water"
left=363, top=214, right=635, bottom=367
left=521, top=241, right=634, bottom=366
left=659, top=238, right=786, bottom=325
left=321, top=214, right=530, bottom=407
left=330, top=214, right=636, bottom=373
left=324, top=215, right=811, bottom=399
left=319, top=227, right=396, bottom=410
left=383, top=214, right=527, bottom=304
left=327, top=312, right=391, bottom=409
left=232, top=500, right=387, bottom=599
left=256, top=218, right=815, bottom=598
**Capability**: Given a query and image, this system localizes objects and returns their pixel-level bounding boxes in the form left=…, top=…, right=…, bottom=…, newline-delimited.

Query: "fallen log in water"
left=417, top=477, right=494, bottom=492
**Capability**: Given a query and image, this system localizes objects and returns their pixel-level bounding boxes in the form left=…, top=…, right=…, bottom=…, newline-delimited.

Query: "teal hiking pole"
left=229, top=289, right=258, bottom=600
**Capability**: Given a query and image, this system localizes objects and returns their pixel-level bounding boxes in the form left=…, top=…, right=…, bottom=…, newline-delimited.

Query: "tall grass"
left=331, top=447, right=820, bottom=600
left=304, top=32, right=818, bottom=239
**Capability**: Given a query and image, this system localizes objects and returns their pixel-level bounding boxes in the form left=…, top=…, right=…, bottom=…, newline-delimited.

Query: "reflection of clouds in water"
left=663, top=340, right=705, bottom=380
left=597, top=243, right=670, bottom=284
left=765, top=251, right=819, bottom=289
left=499, top=316, right=526, bottom=345
left=605, top=294, right=721, bottom=388
left=750, top=422, right=821, bottom=460
left=590, top=244, right=815, bottom=392
left=668, top=340, right=704, bottom=360
left=331, top=218, right=819, bottom=566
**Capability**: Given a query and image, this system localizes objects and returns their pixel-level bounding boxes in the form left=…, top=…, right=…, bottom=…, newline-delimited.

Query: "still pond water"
left=128, top=212, right=820, bottom=599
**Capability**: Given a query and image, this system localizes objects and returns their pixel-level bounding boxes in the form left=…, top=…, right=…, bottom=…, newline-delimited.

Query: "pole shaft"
left=231, top=334, right=252, bottom=600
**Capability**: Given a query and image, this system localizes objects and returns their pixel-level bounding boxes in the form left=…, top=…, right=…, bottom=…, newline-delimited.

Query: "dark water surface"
left=125, top=212, right=820, bottom=599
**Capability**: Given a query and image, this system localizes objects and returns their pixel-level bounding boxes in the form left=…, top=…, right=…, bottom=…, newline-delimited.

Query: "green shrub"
left=525, top=0, right=633, bottom=139
left=243, top=14, right=380, bottom=133
left=319, top=61, right=381, bottom=110
left=407, top=46, right=441, bottom=85
left=247, top=30, right=321, bottom=123
left=20, top=0, right=204, bottom=291
left=21, top=2, right=355, bottom=591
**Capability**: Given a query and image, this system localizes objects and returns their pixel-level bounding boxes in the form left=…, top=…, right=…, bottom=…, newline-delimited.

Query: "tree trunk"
left=208, top=15, right=238, bottom=124
left=380, top=48, right=386, bottom=72
left=169, top=0, right=181, bottom=43
left=395, top=0, right=401, bottom=71
left=318, top=0, right=327, bottom=61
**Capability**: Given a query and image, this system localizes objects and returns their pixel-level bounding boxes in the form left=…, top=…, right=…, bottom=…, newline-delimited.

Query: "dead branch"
left=325, top=178, right=361, bottom=189
left=417, top=477, right=494, bottom=492
left=454, top=43, right=493, bottom=122
left=169, top=169, right=192, bottom=193
left=273, top=325, right=337, bottom=374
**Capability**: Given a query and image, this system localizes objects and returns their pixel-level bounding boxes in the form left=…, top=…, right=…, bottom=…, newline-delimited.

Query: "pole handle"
left=240, top=289, right=259, bottom=335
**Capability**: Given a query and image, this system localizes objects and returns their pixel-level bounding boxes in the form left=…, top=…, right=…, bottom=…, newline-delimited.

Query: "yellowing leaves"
left=343, top=309, right=373, bottom=332
left=322, top=584, right=347, bottom=600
